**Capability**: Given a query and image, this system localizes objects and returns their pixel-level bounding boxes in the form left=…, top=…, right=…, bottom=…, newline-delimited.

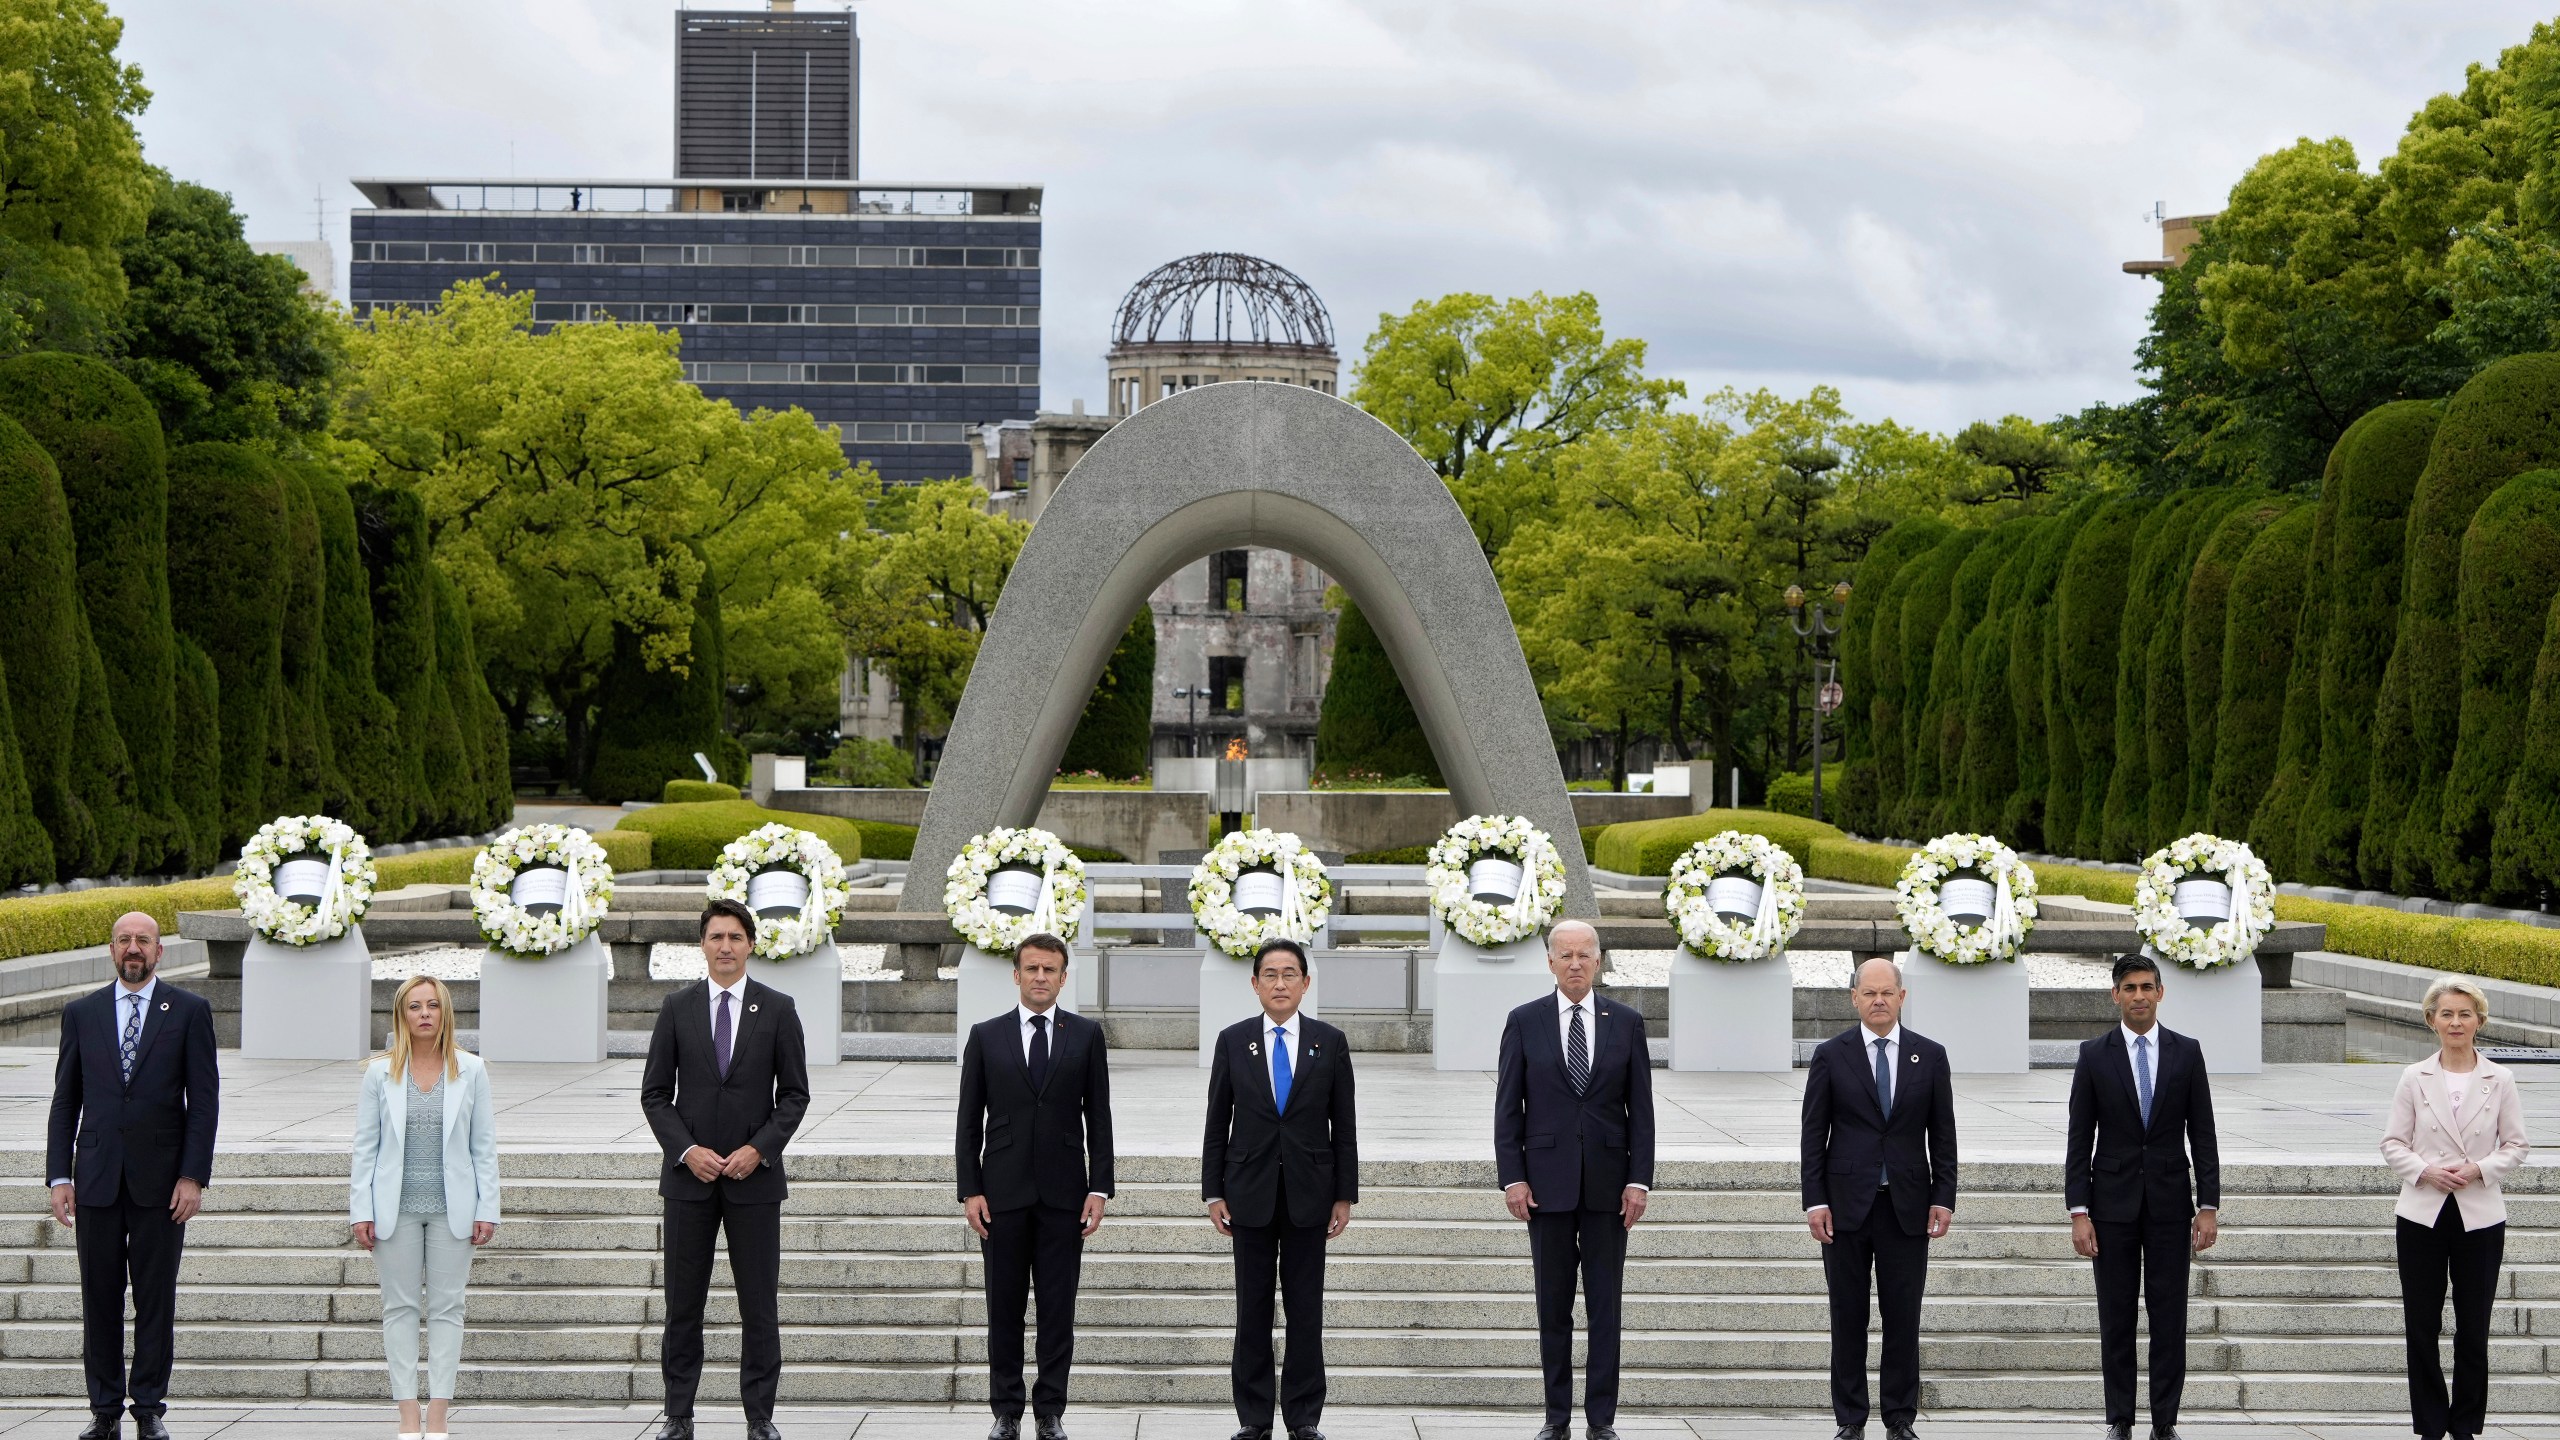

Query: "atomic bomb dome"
left=1105, top=252, right=1339, bottom=416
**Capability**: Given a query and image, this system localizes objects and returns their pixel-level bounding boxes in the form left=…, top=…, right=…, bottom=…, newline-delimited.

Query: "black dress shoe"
left=1589, top=1429, right=1619, bottom=1440
left=1833, top=1428, right=1864, bottom=1440
left=78, top=1415, right=119, bottom=1440
left=2152, top=1430, right=2181, bottom=1440
left=1886, top=1426, right=1919, bottom=1440
left=1233, top=1429, right=1270, bottom=1440
left=131, top=1418, right=169, bottom=1440
left=989, top=1418, right=1021, bottom=1440
left=1036, top=1417, right=1069, bottom=1440
left=1291, top=1430, right=1325, bottom=1440
left=1536, top=1426, right=1569, bottom=1440
left=2106, top=1427, right=2133, bottom=1440
left=655, top=1419, right=695, bottom=1440
left=748, top=1422, right=783, bottom=1440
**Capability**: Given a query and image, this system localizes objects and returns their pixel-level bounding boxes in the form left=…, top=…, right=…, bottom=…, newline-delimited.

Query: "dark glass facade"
left=347, top=207, right=1040, bottom=484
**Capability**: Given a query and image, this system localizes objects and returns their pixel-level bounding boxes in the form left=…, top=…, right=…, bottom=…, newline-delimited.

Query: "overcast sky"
left=118, top=1, right=2556, bottom=435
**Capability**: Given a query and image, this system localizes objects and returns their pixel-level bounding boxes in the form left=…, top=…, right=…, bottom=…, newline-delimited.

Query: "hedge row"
left=610, top=800, right=865, bottom=871
left=1590, top=809, right=1848, bottom=876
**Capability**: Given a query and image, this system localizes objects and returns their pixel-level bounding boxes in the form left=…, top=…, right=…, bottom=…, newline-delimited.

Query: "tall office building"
left=346, top=5, right=1039, bottom=485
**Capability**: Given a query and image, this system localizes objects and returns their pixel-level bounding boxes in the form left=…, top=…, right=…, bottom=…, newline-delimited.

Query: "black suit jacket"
left=1494, top=991, right=1657, bottom=1213
left=957, top=1007, right=1117, bottom=1212
left=1201, top=1014, right=1359, bottom=1230
left=1800, top=1025, right=1958, bottom=1236
left=2064, top=1024, right=2220, bottom=1222
left=640, top=978, right=811, bottom=1204
left=47, top=980, right=220, bottom=1208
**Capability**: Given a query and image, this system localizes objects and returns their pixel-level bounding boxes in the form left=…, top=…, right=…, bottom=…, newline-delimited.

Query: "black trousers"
left=2398, top=1197, right=2505, bottom=1440
left=1822, top=1190, right=1928, bottom=1430
left=2092, top=1208, right=2194, bottom=1429
left=1527, top=1206, right=1627, bottom=1427
left=983, top=1202, right=1085, bottom=1418
left=661, top=1191, right=783, bottom=1423
left=76, top=1196, right=185, bottom=1419
left=1231, top=1219, right=1328, bottom=1432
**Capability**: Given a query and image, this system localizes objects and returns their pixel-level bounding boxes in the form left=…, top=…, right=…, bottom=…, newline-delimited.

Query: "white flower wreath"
left=1663, top=831, right=1806, bottom=962
left=1190, top=829, right=1334, bottom=961
left=1894, top=832, right=2039, bottom=965
left=234, top=814, right=377, bottom=945
left=470, top=824, right=616, bottom=959
left=2134, top=831, right=2275, bottom=971
left=1425, top=814, right=1567, bottom=948
left=944, top=826, right=1089, bottom=954
left=707, top=823, right=851, bottom=959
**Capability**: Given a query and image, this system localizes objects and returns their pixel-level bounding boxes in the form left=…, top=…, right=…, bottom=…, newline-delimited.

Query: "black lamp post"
left=1786, top=580, right=1852, bottom=821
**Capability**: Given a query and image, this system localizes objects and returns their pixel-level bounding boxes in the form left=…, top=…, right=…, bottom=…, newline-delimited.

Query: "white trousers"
left=374, top=1215, right=474, bottom=1400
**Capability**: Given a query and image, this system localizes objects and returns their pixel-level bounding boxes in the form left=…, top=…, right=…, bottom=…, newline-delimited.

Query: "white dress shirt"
left=1014, top=1002, right=1105, bottom=1200
left=1805, top=1023, right=1900, bottom=1215
left=1548, top=989, right=1646, bottom=1193
left=1205, top=1010, right=1308, bottom=1208
left=55, top=977, right=160, bottom=1189
left=2069, top=1022, right=2214, bottom=1215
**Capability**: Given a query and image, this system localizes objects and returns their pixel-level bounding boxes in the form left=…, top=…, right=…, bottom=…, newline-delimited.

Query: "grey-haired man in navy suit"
left=1495, top=919, right=1656, bottom=1440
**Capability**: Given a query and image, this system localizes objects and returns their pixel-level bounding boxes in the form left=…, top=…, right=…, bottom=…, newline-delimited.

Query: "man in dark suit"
left=1495, top=918, right=1655, bottom=1440
left=1802, top=957, right=1957, bottom=1440
left=641, top=898, right=811, bottom=1440
left=958, top=931, right=1116, bottom=1440
left=1203, top=937, right=1359, bottom=1440
left=2066, top=953, right=2221, bottom=1440
left=47, top=912, right=219, bottom=1440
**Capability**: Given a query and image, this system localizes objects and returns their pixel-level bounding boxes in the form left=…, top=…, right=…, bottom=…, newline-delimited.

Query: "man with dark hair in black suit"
left=641, top=897, right=811, bottom=1440
left=48, top=912, right=219, bottom=1440
left=1495, top=918, right=1655, bottom=1440
left=1802, top=957, right=1958, bottom=1440
left=2066, top=953, right=2220, bottom=1440
left=959, top=931, right=1117, bottom=1440
left=1203, top=937, right=1359, bottom=1440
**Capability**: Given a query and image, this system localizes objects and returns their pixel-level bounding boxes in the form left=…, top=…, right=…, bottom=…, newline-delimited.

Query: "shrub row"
left=610, top=800, right=865, bottom=871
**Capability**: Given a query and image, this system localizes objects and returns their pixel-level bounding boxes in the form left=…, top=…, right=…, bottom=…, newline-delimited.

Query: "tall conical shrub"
left=0, top=413, right=105, bottom=876
left=0, top=354, right=187, bottom=871
left=171, top=636, right=221, bottom=866
left=2141, top=489, right=2254, bottom=851
left=1926, top=523, right=2028, bottom=835
left=352, top=484, right=450, bottom=838
left=2251, top=487, right=2338, bottom=880
left=434, top=569, right=515, bottom=831
left=585, top=550, right=731, bottom=806
left=2102, top=494, right=2206, bottom=861
left=306, top=464, right=409, bottom=838
left=1838, top=518, right=1951, bottom=833
left=2377, top=353, right=2560, bottom=894
left=1059, top=606, right=1157, bottom=780
left=2053, top=495, right=2154, bottom=857
left=2210, top=504, right=2318, bottom=837
left=0, top=644, right=55, bottom=886
left=266, top=459, right=344, bottom=818
left=2004, top=500, right=2097, bottom=847
left=1313, top=598, right=1442, bottom=785
left=2492, top=588, right=2560, bottom=898
left=1892, top=530, right=1984, bottom=836
left=1958, top=517, right=2046, bottom=834
left=2182, top=495, right=2298, bottom=836
left=67, top=607, right=140, bottom=876
left=167, top=442, right=287, bottom=852
left=2437, top=470, right=2560, bottom=901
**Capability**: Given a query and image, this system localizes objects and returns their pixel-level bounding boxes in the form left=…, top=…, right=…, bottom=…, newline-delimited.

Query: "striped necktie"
left=1567, top=1004, right=1591, bottom=1095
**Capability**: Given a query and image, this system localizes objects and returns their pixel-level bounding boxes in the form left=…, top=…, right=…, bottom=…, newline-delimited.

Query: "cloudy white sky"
left=119, top=1, right=2556, bottom=434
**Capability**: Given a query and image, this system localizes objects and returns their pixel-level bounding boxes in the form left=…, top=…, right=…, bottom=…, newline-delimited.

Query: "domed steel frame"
left=1111, top=252, right=1335, bottom=352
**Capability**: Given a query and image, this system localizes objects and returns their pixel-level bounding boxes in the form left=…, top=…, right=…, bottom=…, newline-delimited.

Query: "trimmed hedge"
left=854, top=819, right=915, bottom=861
left=67, top=608, right=140, bottom=877
left=1314, top=598, right=1443, bottom=785
left=1590, top=809, right=1845, bottom=876
left=433, top=569, right=513, bottom=832
left=1921, top=527, right=2023, bottom=835
left=662, top=779, right=741, bottom=803
left=2100, top=495, right=2202, bottom=860
left=0, top=644, right=51, bottom=886
left=2384, top=353, right=2560, bottom=895
left=2251, top=490, right=2334, bottom=881
left=2183, top=495, right=2296, bottom=838
left=2438, top=470, right=2560, bottom=901
left=2493, top=590, right=2560, bottom=896
left=1837, top=517, right=1951, bottom=834
left=1765, top=771, right=1817, bottom=818
left=2003, top=501, right=2095, bottom=847
left=264, top=458, right=341, bottom=817
left=2140, top=489, right=2251, bottom=852
left=0, top=412, right=103, bottom=878
left=1955, top=521, right=2043, bottom=836
left=2052, top=495, right=2154, bottom=856
left=352, top=484, right=462, bottom=841
left=168, top=442, right=287, bottom=853
left=2209, top=503, right=2315, bottom=838
left=0, top=353, right=185, bottom=873
left=611, top=799, right=865, bottom=871
left=170, top=636, right=221, bottom=867
left=585, top=552, right=734, bottom=807
left=1346, top=843, right=1432, bottom=864
left=305, top=464, right=409, bottom=841
left=1889, top=530, right=1982, bottom=836
left=1057, top=606, right=1155, bottom=780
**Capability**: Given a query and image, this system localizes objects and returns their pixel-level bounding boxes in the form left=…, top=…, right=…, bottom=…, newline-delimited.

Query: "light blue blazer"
left=348, top=1049, right=501, bottom=1241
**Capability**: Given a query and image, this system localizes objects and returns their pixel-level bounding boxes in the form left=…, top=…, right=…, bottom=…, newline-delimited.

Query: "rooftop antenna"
left=312, top=184, right=325, bottom=241
left=2147, top=200, right=2165, bottom=227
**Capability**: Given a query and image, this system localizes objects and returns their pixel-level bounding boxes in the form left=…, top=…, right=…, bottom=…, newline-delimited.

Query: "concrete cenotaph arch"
left=898, top=381, right=1595, bottom=916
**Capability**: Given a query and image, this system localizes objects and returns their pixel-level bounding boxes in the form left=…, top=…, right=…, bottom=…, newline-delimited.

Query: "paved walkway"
left=0, top=1046, right=2546, bottom=1166
left=2, top=1409, right=2556, bottom=1440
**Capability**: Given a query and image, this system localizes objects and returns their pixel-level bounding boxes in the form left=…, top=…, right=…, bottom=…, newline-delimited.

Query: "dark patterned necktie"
left=1567, top=1004, right=1590, bottom=1095
left=120, top=993, right=142, bottom=1084
left=1029, top=1013, right=1051, bottom=1091
left=714, top=989, right=733, bottom=1079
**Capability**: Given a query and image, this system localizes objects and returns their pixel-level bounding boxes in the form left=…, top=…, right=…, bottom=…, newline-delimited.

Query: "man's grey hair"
left=1548, top=918, right=1601, bottom=952
left=1850, top=956, right=1904, bottom=991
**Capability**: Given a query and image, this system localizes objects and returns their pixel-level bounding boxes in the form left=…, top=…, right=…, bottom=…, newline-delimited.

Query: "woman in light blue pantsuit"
left=350, top=975, right=500, bottom=1440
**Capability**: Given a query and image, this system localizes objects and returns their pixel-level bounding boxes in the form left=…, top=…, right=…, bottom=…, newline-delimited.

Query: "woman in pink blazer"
left=2381, top=976, right=2530, bottom=1440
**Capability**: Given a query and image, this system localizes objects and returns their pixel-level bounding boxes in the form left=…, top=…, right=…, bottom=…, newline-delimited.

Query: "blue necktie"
left=120, top=993, right=142, bottom=1084
left=2135, top=1033, right=2154, bottom=1128
left=1271, top=1025, right=1292, bottom=1113
left=1874, top=1036, right=1893, bottom=1186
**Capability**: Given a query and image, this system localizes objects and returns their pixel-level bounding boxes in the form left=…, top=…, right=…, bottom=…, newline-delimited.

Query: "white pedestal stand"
left=1901, top=950, right=2029, bottom=1073
left=1668, top=948, right=1794, bottom=1072
left=2164, top=953, right=2262, bottom=1074
left=1199, top=948, right=1317, bottom=1066
left=479, top=933, right=610, bottom=1063
left=956, top=945, right=1018, bottom=1061
left=758, top=940, right=842, bottom=1067
left=1432, top=936, right=1552, bottom=1071
left=240, top=928, right=372, bottom=1060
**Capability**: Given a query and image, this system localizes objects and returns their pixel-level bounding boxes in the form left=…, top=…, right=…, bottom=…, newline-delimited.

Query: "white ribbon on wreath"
left=1275, top=831, right=1309, bottom=941
left=1893, top=832, right=2039, bottom=965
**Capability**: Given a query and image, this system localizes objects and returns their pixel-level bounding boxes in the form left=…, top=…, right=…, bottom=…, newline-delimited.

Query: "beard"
left=115, top=954, right=153, bottom=984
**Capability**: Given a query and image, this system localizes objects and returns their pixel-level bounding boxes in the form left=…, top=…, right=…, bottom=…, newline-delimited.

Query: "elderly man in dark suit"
left=1203, top=937, right=1359, bottom=1440
left=641, top=897, right=812, bottom=1440
left=48, top=911, right=220, bottom=1440
left=1802, top=957, right=1958, bottom=1440
left=1495, top=918, right=1656, bottom=1440
left=2066, top=953, right=2220, bottom=1440
left=959, top=931, right=1117, bottom=1440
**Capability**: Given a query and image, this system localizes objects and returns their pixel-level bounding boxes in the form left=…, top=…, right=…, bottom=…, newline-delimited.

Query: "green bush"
left=2053, top=495, right=2154, bottom=857
left=2251, top=491, right=2332, bottom=881
left=168, top=442, right=288, bottom=853
left=1765, top=771, right=1817, bottom=817
left=853, top=819, right=915, bottom=861
left=433, top=569, right=514, bottom=832
left=662, top=779, right=741, bottom=803
left=1954, top=519, right=2044, bottom=836
left=1345, top=843, right=1432, bottom=864
left=1591, top=809, right=1844, bottom=876
left=1861, top=546, right=1930, bottom=835
left=349, top=484, right=455, bottom=841
left=2437, top=470, right=2560, bottom=901
left=0, top=411, right=105, bottom=877
left=1923, top=526, right=2027, bottom=835
left=2140, top=490, right=2252, bottom=852
left=2001, top=502, right=2095, bottom=847
left=304, top=464, right=408, bottom=841
left=1314, top=598, right=1442, bottom=785
left=2182, top=495, right=2297, bottom=838
left=2493, top=590, right=2560, bottom=896
left=170, top=636, right=221, bottom=866
left=1577, top=823, right=1608, bottom=858
left=822, top=736, right=914, bottom=788
left=1889, top=530, right=1983, bottom=836
left=1837, top=518, right=1951, bottom=834
left=0, top=645, right=52, bottom=886
left=2296, top=404, right=2435, bottom=884
left=2384, top=353, right=2560, bottom=894
left=2207, top=503, right=2316, bottom=837
left=264, top=458, right=342, bottom=818
left=66, top=608, right=139, bottom=876
left=611, top=799, right=864, bottom=871
left=0, top=353, right=186, bottom=872
left=585, top=550, right=734, bottom=807
left=1057, top=606, right=1155, bottom=779
left=2101, top=495, right=2205, bottom=861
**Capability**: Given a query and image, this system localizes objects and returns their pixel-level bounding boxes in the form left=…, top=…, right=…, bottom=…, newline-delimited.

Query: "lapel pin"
left=159, top=1001, right=170, bottom=1012
left=1249, top=1042, right=1261, bottom=1056
left=748, top=1004, right=759, bottom=1013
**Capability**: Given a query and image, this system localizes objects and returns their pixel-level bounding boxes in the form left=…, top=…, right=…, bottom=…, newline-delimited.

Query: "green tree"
left=1922, top=524, right=2030, bottom=835
left=1312, top=598, right=1444, bottom=785
left=2003, top=500, right=2098, bottom=847
left=1057, top=607, right=1156, bottom=779
left=166, top=441, right=285, bottom=851
left=2438, top=470, right=2560, bottom=900
left=169, top=635, right=218, bottom=862
left=2250, top=491, right=2331, bottom=878
left=1950, top=416, right=2084, bottom=509
left=1837, top=518, right=1951, bottom=834
left=2210, top=505, right=2319, bottom=836
left=0, top=0, right=153, bottom=353
left=2140, top=489, right=2254, bottom=851
left=349, top=483, right=451, bottom=839
left=305, top=462, right=409, bottom=839
left=2184, top=495, right=2301, bottom=834
left=841, top=479, right=1024, bottom=760
left=0, top=643, right=50, bottom=884
left=2052, top=495, right=2154, bottom=856
left=1955, top=518, right=2047, bottom=834
left=264, top=459, right=342, bottom=817
left=2099, top=495, right=2204, bottom=860
left=2492, top=589, right=2560, bottom=895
